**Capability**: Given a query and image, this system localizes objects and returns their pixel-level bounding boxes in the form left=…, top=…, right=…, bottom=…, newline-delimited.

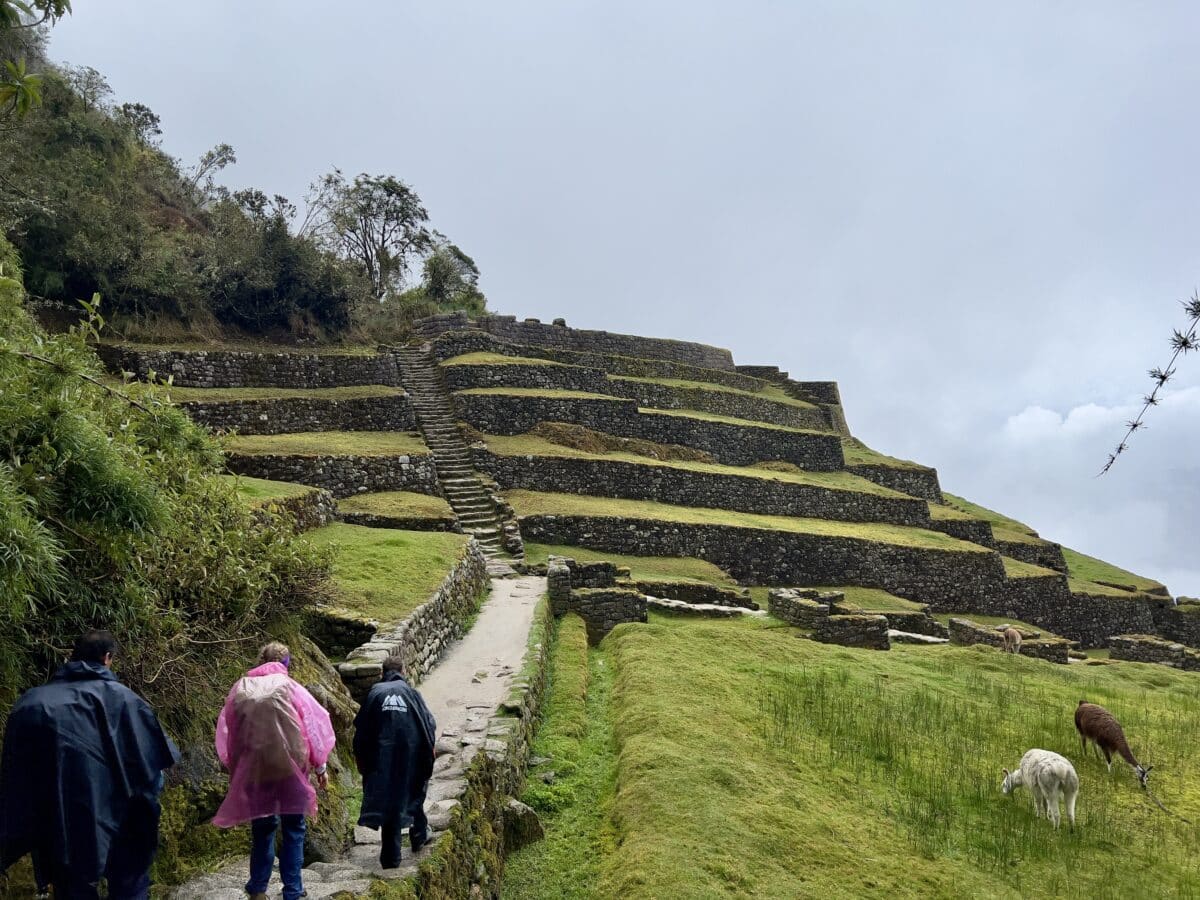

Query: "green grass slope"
left=305, top=524, right=470, bottom=622
left=597, top=617, right=1200, bottom=899
left=223, top=431, right=428, bottom=457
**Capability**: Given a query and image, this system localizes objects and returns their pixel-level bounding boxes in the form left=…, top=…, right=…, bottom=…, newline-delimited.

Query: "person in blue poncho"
left=353, top=655, right=437, bottom=868
left=0, top=630, right=179, bottom=900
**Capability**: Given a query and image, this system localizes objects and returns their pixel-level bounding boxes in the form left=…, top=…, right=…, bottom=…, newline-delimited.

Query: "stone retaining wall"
left=442, top=360, right=611, bottom=395
left=569, top=588, right=647, bottom=644
left=604, top=378, right=832, bottom=431
left=257, top=486, right=337, bottom=533
left=339, top=510, right=459, bottom=532
left=416, top=312, right=736, bottom=370
left=226, top=451, right=438, bottom=499
left=427, top=329, right=768, bottom=392
left=182, top=394, right=414, bottom=435
left=948, top=617, right=1070, bottom=663
left=846, top=463, right=943, bottom=501
left=520, top=513, right=1007, bottom=609
left=96, top=344, right=398, bottom=388
left=768, top=588, right=843, bottom=627
left=1151, top=600, right=1200, bottom=647
left=1008, top=581, right=1157, bottom=649
left=636, top=580, right=756, bottom=609
left=1108, top=634, right=1200, bottom=670
left=996, top=538, right=1068, bottom=573
left=457, top=394, right=845, bottom=469
left=336, top=541, right=489, bottom=700
left=475, top=451, right=930, bottom=526
left=814, top=614, right=890, bottom=650
left=926, top=517, right=996, bottom=547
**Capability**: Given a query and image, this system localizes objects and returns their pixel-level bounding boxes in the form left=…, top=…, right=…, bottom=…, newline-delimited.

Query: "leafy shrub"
left=0, top=238, right=329, bottom=735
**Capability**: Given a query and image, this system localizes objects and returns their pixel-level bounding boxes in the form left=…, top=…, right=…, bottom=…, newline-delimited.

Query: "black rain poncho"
left=352, top=672, right=436, bottom=830
left=0, top=662, right=179, bottom=884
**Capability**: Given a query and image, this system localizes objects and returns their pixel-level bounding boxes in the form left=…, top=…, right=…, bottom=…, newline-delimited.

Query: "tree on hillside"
left=1101, top=292, right=1200, bottom=473
left=303, top=170, right=434, bottom=299
left=114, top=100, right=161, bottom=145
left=420, top=240, right=485, bottom=313
left=0, top=0, right=69, bottom=117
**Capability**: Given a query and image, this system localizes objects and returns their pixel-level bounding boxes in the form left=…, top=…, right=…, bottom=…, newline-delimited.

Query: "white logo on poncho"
left=382, top=694, right=409, bottom=713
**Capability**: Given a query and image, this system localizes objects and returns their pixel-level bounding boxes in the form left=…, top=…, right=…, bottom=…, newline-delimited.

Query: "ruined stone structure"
left=101, top=313, right=1179, bottom=669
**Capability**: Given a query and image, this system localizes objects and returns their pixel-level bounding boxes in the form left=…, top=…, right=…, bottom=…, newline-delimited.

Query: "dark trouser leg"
left=104, top=788, right=162, bottom=900
left=410, top=794, right=429, bottom=852
left=246, top=815, right=279, bottom=896
left=277, top=814, right=307, bottom=900
left=380, top=819, right=404, bottom=869
left=48, top=867, right=101, bottom=900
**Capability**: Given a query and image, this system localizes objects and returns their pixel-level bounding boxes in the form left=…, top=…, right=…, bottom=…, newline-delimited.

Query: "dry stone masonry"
left=227, top=449, right=439, bottom=499
left=1108, top=634, right=1200, bottom=670
left=336, top=541, right=489, bottom=700
left=417, top=311, right=737, bottom=370
left=96, top=344, right=399, bottom=388
left=182, top=393, right=414, bottom=435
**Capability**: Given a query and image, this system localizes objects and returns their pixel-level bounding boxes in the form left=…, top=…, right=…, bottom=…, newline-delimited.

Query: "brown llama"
left=1075, top=700, right=1151, bottom=787
left=1002, top=627, right=1022, bottom=654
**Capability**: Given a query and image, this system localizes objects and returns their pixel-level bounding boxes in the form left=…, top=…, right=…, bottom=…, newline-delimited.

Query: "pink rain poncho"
left=212, top=661, right=336, bottom=827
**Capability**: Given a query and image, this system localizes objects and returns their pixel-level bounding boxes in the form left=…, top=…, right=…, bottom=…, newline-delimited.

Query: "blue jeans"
left=246, top=814, right=306, bottom=900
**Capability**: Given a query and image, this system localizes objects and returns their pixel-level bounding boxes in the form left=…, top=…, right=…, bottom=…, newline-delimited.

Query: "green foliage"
left=305, top=170, right=434, bottom=299
left=0, top=43, right=483, bottom=340
left=0, top=246, right=328, bottom=731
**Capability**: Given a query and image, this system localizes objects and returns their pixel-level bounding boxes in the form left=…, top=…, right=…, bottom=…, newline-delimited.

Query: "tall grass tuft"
left=759, top=648, right=1200, bottom=893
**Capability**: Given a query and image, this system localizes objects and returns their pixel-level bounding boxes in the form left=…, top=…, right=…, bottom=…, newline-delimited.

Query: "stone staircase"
left=393, top=346, right=505, bottom=557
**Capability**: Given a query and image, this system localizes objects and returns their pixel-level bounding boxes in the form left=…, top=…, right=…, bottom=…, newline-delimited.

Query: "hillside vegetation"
left=0, top=21, right=484, bottom=342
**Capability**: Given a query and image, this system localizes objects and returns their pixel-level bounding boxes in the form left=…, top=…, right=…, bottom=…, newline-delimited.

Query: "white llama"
left=1000, top=748, right=1079, bottom=828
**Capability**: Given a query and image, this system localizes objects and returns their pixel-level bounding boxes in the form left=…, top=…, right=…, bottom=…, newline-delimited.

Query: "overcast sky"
left=51, top=1, right=1200, bottom=596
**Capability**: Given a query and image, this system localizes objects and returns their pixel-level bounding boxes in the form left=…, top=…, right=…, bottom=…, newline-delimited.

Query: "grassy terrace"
left=338, top=490, right=454, bottom=519
left=222, top=431, right=427, bottom=457
left=305, top=524, right=470, bottom=622
left=440, top=351, right=570, bottom=367
left=1062, top=547, right=1167, bottom=595
left=639, top=406, right=826, bottom=434
left=748, top=585, right=925, bottom=612
left=523, top=543, right=737, bottom=586
left=164, top=384, right=404, bottom=402
left=609, top=374, right=817, bottom=408
left=221, top=474, right=314, bottom=502
left=841, top=437, right=928, bottom=470
left=941, top=491, right=1039, bottom=536
left=484, top=433, right=909, bottom=498
left=1001, top=556, right=1060, bottom=579
left=589, top=617, right=1200, bottom=898
left=508, top=490, right=988, bottom=552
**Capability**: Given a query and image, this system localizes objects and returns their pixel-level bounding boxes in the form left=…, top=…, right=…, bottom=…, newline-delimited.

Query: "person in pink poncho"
left=213, top=642, right=335, bottom=900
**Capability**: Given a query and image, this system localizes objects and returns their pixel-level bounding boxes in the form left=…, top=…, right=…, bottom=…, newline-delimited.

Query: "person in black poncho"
left=353, top=655, right=437, bottom=868
left=0, top=630, right=179, bottom=899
